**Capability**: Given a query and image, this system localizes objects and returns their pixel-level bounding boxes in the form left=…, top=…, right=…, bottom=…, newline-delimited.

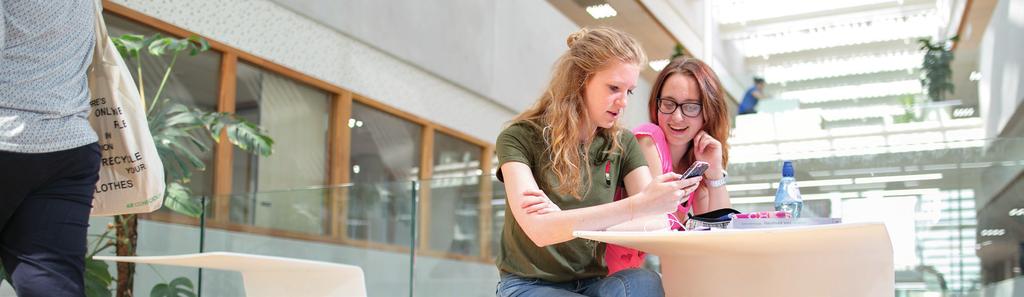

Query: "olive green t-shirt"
left=494, top=120, right=648, bottom=282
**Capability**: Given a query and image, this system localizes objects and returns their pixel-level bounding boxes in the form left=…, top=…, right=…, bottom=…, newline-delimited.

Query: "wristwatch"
left=704, top=171, right=728, bottom=188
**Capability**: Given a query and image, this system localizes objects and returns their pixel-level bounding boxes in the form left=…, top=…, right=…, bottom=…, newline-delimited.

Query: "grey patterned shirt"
left=0, top=0, right=97, bottom=153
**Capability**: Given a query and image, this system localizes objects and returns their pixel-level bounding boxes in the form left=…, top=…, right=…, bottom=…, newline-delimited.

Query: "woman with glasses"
left=605, top=58, right=734, bottom=275
left=494, top=27, right=701, bottom=297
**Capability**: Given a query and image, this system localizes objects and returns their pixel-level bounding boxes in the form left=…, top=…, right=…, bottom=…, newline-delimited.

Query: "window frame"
left=102, top=0, right=498, bottom=263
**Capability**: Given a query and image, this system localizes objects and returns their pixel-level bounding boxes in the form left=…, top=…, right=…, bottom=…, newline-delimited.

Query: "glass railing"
left=208, top=182, right=418, bottom=297
left=724, top=137, right=1023, bottom=296
left=83, top=137, right=1023, bottom=297
left=84, top=181, right=421, bottom=297
left=408, top=174, right=501, bottom=296
left=85, top=196, right=207, bottom=297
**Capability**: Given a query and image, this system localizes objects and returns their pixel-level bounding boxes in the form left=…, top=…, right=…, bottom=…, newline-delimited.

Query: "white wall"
left=975, top=0, right=1024, bottom=216
left=978, top=0, right=1024, bottom=139
left=266, top=0, right=579, bottom=115
left=112, top=0, right=655, bottom=143
left=639, top=0, right=748, bottom=102
left=108, top=0, right=516, bottom=143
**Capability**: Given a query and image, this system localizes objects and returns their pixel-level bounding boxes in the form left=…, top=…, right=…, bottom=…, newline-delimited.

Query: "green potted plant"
left=918, top=36, right=959, bottom=102
left=97, top=33, right=273, bottom=297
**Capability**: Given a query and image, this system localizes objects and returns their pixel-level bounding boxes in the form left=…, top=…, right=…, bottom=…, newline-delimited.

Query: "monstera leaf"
left=85, top=258, right=114, bottom=297
left=150, top=277, right=196, bottom=297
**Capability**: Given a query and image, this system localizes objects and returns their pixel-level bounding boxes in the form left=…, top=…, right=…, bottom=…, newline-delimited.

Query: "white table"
left=575, top=222, right=894, bottom=297
left=95, top=252, right=367, bottom=297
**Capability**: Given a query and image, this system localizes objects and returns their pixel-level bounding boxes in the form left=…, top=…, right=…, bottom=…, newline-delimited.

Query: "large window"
left=427, top=132, right=483, bottom=255
left=102, top=3, right=498, bottom=263
left=347, top=102, right=423, bottom=245
left=103, top=12, right=221, bottom=197
left=229, top=61, right=331, bottom=234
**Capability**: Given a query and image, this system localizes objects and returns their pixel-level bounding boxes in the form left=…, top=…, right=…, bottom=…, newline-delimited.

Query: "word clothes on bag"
left=87, top=0, right=165, bottom=216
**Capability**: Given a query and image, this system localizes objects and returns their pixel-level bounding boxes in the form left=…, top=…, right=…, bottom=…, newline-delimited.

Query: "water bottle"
left=774, top=160, right=803, bottom=217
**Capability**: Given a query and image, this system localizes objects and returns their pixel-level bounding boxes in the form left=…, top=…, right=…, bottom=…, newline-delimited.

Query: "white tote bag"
left=87, top=2, right=165, bottom=216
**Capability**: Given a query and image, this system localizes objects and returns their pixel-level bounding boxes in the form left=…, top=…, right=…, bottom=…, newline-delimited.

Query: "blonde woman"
left=494, top=27, right=700, bottom=297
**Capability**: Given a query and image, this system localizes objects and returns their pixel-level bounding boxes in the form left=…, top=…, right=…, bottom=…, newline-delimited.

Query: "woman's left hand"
left=693, top=131, right=724, bottom=178
left=520, top=189, right=562, bottom=215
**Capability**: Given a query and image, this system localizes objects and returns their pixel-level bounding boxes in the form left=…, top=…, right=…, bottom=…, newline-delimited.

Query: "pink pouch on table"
left=730, top=210, right=793, bottom=219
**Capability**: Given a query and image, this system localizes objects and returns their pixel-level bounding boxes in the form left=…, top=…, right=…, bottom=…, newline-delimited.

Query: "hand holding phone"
left=681, top=161, right=710, bottom=180
left=677, top=161, right=709, bottom=207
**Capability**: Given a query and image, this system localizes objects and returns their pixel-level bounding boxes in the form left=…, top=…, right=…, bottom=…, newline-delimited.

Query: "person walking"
left=1, top=1, right=101, bottom=296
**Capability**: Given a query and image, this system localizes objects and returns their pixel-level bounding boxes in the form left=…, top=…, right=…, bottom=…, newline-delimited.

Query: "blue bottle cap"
left=782, top=160, right=794, bottom=177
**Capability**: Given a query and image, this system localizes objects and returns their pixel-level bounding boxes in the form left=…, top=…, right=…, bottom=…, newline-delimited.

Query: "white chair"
left=95, top=252, right=367, bottom=297
left=575, top=222, right=894, bottom=297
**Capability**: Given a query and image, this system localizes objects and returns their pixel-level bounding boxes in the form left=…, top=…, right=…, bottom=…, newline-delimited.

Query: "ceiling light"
left=885, top=132, right=945, bottom=153
left=818, top=105, right=908, bottom=121
left=649, top=59, right=670, bottom=72
left=729, top=11, right=937, bottom=57
left=733, top=191, right=859, bottom=204
left=731, top=196, right=775, bottom=204
left=783, top=178, right=853, bottom=187
left=729, top=113, right=984, bottom=163
left=1010, top=208, right=1024, bottom=217
left=727, top=183, right=772, bottom=192
left=781, top=80, right=922, bottom=103
left=585, top=3, right=617, bottom=19
left=945, top=128, right=984, bottom=143
left=713, top=0, right=892, bottom=25
left=861, top=188, right=941, bottom=198
left=832, top=136, right=887, bottom=150
left=802, top=192, right=860, bottom=200
left=952, top=107, right=976, bottom=118
left=980, top=229, right=1005, bottom=237
left=854, top=173, right=943, bottom=184
left=761, top=52, right=923, bottom=83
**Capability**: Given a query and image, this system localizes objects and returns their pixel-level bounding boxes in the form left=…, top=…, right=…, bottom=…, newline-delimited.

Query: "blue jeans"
left=496, top=268, right=664, bottom=297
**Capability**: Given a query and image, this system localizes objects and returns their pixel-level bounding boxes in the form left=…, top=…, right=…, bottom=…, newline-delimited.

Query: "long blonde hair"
left=511, top=27, right=646, bottom=199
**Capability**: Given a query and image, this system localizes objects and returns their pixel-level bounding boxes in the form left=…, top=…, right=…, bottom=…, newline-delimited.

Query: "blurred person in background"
left=737, top=77, right=766, bottom=115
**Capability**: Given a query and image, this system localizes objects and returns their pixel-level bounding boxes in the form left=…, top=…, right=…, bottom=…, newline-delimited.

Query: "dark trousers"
left=0, top=143, right=100, bottom=297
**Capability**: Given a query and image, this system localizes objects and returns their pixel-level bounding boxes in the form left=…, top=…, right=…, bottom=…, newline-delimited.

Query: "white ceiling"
left=718, top=0, right=942, bottom=108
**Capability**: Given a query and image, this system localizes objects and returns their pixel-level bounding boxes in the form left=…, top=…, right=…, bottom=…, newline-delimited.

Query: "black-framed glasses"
left=657, top=98, right=702, bottom=117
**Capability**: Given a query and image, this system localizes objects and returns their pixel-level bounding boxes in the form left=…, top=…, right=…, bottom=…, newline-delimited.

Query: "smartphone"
left=680, top=161, right=710, bottom=179
left=678, top=161, right=709, bottom=207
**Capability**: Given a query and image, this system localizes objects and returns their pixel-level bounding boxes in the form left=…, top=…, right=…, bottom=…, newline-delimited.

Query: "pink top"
left=630, top=123, right=693, bottom=222
left=631, top=123, right=674, bottom=177
left=605, top=123, right=694, bottom=275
